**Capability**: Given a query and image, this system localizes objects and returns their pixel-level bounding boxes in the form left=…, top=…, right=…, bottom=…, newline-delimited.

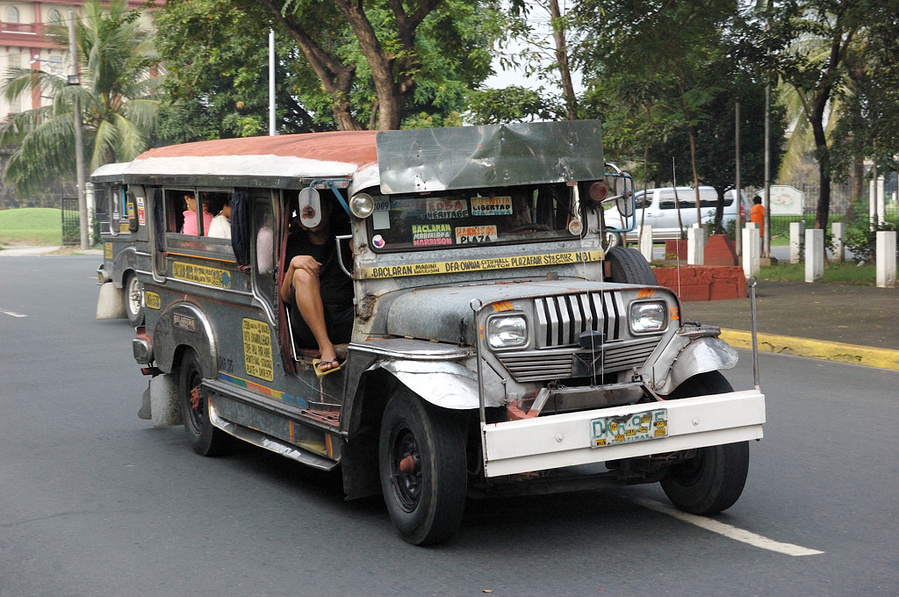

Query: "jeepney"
left=108, top=120, right=765, bottom=545
left=94, top=162, right=150, bottom=325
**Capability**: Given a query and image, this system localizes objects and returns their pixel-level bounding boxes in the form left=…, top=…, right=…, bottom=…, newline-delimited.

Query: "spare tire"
left=605, top=246, right=657, bottom=285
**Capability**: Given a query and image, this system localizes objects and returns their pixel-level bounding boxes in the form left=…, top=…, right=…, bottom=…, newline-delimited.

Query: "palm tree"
left=0, top=0, right=161, bottom=195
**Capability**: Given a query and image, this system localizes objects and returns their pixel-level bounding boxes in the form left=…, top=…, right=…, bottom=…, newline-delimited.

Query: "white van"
left=604, top=186, right=749, bottom=246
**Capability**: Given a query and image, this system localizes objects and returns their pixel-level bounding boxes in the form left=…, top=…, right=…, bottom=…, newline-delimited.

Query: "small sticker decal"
left=412, top=223, right=453, bottom=246
left=455, top=225, right=498, bottom=244
left=426, top=199, right=468, bottom=220
left=372, top=234, right=386, bottom=249
left=471, top=196, right=513, bottom=216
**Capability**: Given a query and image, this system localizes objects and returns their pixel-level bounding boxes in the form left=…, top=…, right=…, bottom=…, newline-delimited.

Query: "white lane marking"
left=1, top=308, right=27, bottom=318
left=634, top=497, right=824, bottom=556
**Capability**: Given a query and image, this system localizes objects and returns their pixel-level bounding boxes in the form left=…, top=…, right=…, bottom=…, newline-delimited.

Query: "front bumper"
left=481, top=390, right=765, bottom=477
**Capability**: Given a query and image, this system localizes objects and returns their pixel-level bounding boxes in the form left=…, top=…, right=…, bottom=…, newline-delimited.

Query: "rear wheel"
left=379, top=391, right=467, bottom=545
left=606, top=246, right=657, bottom=285
left=124, top=272, right=145, bottom=325
left=179, top=349, right=229, bottom=456
left=660, top=372, right=749, bottom=514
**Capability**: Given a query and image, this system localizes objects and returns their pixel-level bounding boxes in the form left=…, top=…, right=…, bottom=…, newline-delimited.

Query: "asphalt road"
left=1, top=256, right=897, bottom=596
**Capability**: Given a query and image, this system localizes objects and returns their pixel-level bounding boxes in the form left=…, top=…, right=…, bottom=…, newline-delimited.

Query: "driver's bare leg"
left=290, top=268, right=338, bottom=369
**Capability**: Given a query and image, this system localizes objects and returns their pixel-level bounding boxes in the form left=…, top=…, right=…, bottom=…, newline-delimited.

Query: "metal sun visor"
left=376, top=120, right=605, bottom=194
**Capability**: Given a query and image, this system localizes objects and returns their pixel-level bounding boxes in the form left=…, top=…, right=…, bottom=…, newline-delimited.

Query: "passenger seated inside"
left=279, top=192, right=354, bottom=376
left=181, top=193, right=213, bottom=235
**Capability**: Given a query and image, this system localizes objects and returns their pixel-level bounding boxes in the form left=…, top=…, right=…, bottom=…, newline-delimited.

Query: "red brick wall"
left=654, top=266, right=747, bottom=301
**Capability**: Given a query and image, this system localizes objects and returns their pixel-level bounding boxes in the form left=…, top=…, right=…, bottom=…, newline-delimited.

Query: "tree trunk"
left=548, top=0, right=577, bottom=120
left=810, top=94, right=831, bottom=231
left=261, top=0, right=362, bottom=131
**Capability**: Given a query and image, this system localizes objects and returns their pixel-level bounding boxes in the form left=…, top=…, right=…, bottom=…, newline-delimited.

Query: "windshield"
left=367, top=183, right=582, bottom=252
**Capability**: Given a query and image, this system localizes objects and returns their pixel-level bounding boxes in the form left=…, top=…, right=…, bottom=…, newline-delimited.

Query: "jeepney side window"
left=253, top=199, right=276, bottom=304
left=164, top=189, right=192, bottom=233
left=95, top=186, right=110, bottom=234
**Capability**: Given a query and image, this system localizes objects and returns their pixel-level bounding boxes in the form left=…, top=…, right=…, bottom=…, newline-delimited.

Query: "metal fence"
left=61, top=197, right=79, bottom=245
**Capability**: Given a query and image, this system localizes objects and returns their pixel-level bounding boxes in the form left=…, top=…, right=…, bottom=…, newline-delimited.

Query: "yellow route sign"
left=360, top=250, right=604, bottom=280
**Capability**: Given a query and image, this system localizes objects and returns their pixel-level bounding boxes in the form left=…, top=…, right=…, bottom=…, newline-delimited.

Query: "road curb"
left=720, top=329, right=899, bottom=371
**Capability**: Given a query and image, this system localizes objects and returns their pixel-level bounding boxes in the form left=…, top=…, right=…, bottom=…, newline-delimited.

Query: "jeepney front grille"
left=497, top=337, right=661, bottom=382
left=494, top=292, right=661, bottom=383
left=534, top=292, right=623, bottom=348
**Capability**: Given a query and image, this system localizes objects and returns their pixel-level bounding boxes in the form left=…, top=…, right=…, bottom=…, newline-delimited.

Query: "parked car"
left=604, top=186, right=750, bottom=247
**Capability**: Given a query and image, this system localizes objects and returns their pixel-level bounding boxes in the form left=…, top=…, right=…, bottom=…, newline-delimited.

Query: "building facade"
left=0, top=1, right=153, bottom=116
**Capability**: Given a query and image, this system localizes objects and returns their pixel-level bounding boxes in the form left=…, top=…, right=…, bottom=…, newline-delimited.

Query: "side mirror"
left=298, top=187, right=322, bottom=228
left=602, top=173, right=635, bottom=219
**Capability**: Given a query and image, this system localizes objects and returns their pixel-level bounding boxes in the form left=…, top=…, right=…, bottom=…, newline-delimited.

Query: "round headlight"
left=349, top=193, right=375, bottom=218
left=487, top=315, right=528, bottom=349
left=629, top=301, right=667, bottom=333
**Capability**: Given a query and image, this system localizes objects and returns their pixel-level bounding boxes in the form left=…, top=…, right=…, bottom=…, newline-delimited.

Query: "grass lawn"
left=759, top=260, right=882, bottom=285
left=0, top=208, right=63, bottom=247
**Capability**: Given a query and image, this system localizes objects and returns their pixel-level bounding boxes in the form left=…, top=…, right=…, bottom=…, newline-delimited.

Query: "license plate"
left=591, top=409, right=668, bottom=448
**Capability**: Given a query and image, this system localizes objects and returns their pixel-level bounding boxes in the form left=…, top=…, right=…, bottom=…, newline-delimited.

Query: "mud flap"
left=96, top=281, right=126, bottom=320
left=146, top=374, right=182, bottom=428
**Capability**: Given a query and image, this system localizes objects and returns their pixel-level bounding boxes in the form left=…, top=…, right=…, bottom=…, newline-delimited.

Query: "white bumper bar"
left=481, top=390, right=765, bottom=477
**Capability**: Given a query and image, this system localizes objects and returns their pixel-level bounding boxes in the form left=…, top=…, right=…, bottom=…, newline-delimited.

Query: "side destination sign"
left=360, top=250, right=604, bottom=280
left=172, top=261, right=232, bottom=288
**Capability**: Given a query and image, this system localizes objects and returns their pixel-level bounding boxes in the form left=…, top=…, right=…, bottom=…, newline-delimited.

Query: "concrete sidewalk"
left=0, top=245, right=102, bottom=256
left=680, top=281, right=899, bottom=370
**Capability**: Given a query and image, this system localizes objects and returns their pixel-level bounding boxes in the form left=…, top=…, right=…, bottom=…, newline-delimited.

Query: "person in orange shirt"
left=750, top=195, right=765, bottom=238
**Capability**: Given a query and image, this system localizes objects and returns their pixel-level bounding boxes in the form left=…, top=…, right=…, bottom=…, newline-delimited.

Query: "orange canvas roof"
left=137, top=130, right=380, bottom=167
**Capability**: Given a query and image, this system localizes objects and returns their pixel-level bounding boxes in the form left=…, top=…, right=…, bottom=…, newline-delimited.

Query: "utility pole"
left=68, top=11, right=88, bottom=249
left=735, top=98, right=742, bottom=258
left=269, top=29, right=276, bottom=136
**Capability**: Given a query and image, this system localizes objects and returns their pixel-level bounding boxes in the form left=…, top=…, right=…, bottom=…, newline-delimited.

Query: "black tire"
left=379, top=391, right=467, bottom=545
left=124, top=273, right=145, bottom=326
left=606, top=246, right=657, bottom=285
left=660, top=372, right=750, bottom=515
left=179, top=349, right=229, bottom=456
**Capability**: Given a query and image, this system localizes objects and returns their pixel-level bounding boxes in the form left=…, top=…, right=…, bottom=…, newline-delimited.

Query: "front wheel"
left=660, top=372, right=749, bottom=514
left=379, top=391, right=467, bottom=545
left=124, top=273, right=145, bottom=325
left=660, top=442, right=750, bottom=515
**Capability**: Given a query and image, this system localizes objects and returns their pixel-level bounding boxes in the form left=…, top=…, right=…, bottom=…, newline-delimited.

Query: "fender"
left=651, top=325, right=738, bottom=395
left=153, top=300, right=218, bottom=377
left=377, top=359, right=488, bottom=410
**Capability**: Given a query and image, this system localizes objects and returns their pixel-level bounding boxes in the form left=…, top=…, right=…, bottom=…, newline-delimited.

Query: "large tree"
left=156, top=0, right=496, bottom=134
left=829, top=0, right=899, bottom=192
left=0, top=0, right=161, bottom=195
left=758, top=0, right=869, bottom=230
left=577, top=0, right=742, bottom=213
left=651, top=68, right=787, bottom=233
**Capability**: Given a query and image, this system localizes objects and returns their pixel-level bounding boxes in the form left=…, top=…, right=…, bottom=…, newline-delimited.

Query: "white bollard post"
left=876, top=231, right=896, bottom=288
left=742, top=225, right=760, bottom=278
left=789, top=222, right=803, bottom=264
left=639, top=225, right=653, bottom=261
left=832, top=222, right=845, bottom=262
left=687, top=223, right=705, bottom=265
left=805, top=228, right=824, bottom=283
